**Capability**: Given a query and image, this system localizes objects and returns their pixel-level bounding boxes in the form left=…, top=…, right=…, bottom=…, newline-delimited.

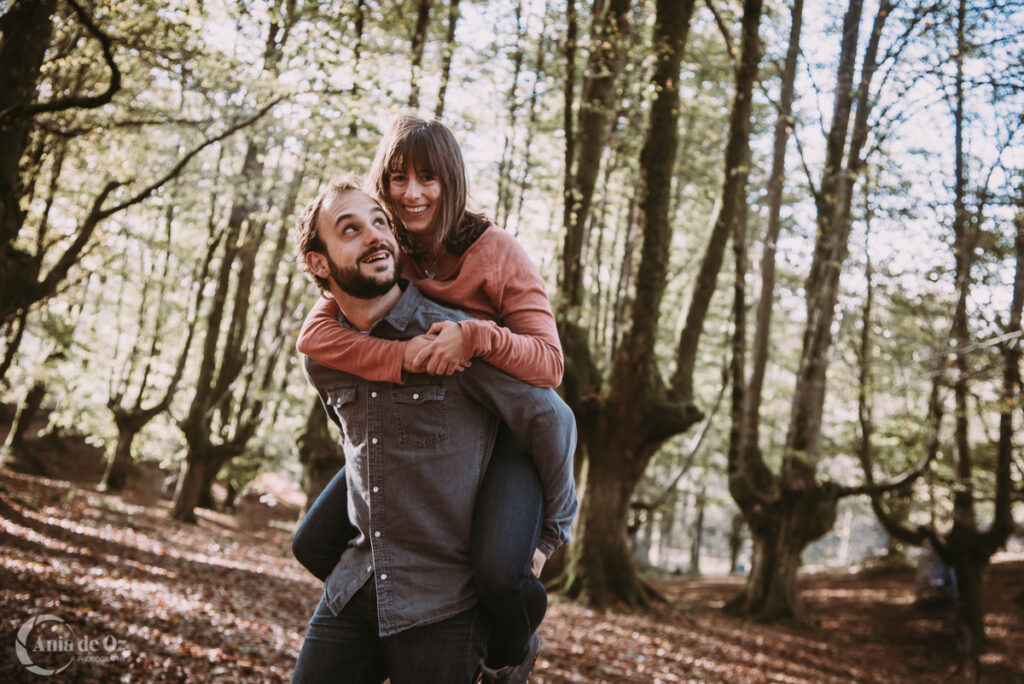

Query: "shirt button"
left=380, top=573, right=387, bottom=580
left=412, top=393, right=420, bottom=400
left=374, top=531, right=381, bottom=538
left=366, top=565, right=372, bottom=572
left=371, top=391, right=377, bottom=398
left=372, top=486, right=379, bottom=493
left=372, top=437, right=378, bottom=444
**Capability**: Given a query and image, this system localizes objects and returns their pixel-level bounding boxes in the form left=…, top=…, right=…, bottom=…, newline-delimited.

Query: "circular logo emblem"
left=15, top=614, right=76, bottom=676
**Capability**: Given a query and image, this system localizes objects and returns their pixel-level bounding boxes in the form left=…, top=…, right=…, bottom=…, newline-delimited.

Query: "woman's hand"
left=407, top=321, right=472, bottom=375
left=531, top=549, right=546, bottom=578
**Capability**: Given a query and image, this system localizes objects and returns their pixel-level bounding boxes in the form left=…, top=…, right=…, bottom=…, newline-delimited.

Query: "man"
left=290, top=175, right=577, bottom=684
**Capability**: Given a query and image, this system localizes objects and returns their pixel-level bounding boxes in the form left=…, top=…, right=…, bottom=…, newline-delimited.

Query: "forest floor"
left=1, top=440, right=1023, bottom=683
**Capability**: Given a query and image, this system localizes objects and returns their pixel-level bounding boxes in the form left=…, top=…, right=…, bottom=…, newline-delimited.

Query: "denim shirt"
left=303, top=281, right=578, bottom=636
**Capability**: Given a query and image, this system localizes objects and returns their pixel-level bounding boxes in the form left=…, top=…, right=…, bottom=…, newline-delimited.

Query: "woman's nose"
left=405, top=177, right=423, bottom=198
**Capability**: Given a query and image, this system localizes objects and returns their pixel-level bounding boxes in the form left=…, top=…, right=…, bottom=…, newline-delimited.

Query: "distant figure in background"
left=290, top=177, right=576, bottom=683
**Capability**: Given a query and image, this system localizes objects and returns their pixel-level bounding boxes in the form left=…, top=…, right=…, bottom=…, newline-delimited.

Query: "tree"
left=171, top=2, right=300, bottom=521
left=551, top=0, right=706, bottom=607
left=724, top=0, right=907, bottom=622
left=857, top=2, right=1024, bottom=670
left=100, top=204, right=208, bottom=491
left=0, top=0, right=275, bottom=377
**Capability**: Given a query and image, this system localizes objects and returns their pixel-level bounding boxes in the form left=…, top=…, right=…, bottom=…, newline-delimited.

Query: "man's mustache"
left=360, top=242, right=396, bottom=262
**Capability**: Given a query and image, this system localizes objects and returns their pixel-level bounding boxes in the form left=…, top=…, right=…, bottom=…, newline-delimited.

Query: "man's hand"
left=412, top=320, right=471, bottom=376
left=531, top=549, right=546, bottom=578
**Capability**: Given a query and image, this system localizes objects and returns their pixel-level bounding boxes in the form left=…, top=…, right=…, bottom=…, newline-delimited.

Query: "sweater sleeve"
left=296, top=296, right=407, bottom=384
left=458, top=232, right=564, bottom=388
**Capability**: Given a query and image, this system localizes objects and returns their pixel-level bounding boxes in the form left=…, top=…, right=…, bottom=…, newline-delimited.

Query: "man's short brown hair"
left=295, top=172, right=366, bottom=294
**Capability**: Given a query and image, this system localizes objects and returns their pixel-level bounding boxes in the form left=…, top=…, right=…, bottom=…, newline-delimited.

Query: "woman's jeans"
left=291, top=578, right=487, bottom=684
left=292, top=423, right=546, bottom=669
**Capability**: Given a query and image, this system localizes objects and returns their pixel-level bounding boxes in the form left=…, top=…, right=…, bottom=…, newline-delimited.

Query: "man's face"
left=309, top=189, right=401, bottom=299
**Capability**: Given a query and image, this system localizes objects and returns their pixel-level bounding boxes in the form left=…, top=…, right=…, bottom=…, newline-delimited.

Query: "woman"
left=292, top=116, right=567, bottom=680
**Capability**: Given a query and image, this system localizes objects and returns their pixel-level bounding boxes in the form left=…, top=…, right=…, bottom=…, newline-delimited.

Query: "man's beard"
left=328, top=244, right=401, bottom=299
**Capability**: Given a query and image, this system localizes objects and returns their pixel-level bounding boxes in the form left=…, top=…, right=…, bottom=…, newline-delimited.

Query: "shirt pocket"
left=326, top=385, right=360, bottom=443
left=391, top=383, right=449, bottom=448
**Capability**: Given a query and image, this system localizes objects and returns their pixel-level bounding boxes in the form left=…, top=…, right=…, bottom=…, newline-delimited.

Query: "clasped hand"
left=402, top=320, right=472, bottom=375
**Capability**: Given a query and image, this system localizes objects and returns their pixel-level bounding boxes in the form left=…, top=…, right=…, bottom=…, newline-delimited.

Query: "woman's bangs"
left=389, top=129, right=441, bottom=179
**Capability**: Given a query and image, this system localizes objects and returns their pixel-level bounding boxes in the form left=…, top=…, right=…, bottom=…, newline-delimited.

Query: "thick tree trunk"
left=0, top=0, right=55, bottom=325
left=731, top=488, right=838, bottom=621
left=554, top=439, right=654, bottom=606
left=170, top=450, right=213, bottom=523
left=949, top=552, right=987, bottom=680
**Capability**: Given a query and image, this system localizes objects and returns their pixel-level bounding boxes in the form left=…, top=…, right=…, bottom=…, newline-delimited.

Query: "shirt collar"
left=335, top=279, right=422, bottom=335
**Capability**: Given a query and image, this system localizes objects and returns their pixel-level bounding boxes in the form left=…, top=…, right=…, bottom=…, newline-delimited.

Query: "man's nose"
left=365, top=222, right=389, bottom=244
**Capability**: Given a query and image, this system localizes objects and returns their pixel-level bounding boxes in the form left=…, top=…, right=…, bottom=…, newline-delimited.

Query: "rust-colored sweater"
left=296, top=226, right=564, bottom=388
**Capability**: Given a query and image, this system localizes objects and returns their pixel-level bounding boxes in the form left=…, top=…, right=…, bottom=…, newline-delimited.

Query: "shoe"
left=479, top=632, right=540, bottom=684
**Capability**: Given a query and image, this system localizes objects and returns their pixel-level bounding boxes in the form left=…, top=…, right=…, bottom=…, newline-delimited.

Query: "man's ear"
left=305, top=251, right=330, bottom=279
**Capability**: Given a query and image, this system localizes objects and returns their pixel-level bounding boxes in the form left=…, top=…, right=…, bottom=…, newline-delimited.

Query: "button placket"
left=366, top=381, right=390, bottom=611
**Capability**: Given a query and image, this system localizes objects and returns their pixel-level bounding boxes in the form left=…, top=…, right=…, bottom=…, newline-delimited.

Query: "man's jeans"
left=292, top=424, right=547, bottom=669
left=291, top=578, right=487, bottom=684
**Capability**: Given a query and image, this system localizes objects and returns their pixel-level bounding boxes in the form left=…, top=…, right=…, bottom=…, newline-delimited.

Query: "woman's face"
left=388, top=165, right=442, bottom=239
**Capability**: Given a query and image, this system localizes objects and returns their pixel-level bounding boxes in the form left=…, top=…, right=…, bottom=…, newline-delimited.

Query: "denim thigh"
left=291, top=586, right=387, bottom=684
left=382, top=603, right=488, bottom=684
left=471, top=422, right=547, bottom=666
left=293, top=465, right=357, bottom=581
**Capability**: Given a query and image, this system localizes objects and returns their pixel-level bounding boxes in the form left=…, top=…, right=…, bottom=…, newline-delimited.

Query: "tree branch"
left=703, top=0, right=736, bottom=63
left=35, top=97, right=284, bottom=302
left=24, top=0, right=122, bottom=115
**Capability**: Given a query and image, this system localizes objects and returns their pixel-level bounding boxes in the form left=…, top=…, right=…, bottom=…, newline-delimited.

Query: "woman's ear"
left=305, top=252, right=329, bottom=278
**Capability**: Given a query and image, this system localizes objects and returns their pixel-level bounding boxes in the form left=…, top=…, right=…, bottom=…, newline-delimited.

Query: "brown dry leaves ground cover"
left=1, top=453, right=1022, bottom=684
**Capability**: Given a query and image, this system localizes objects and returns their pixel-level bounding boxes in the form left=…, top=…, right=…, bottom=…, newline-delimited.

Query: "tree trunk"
left=408, top=0, right=434, bottom=109
left=100, top=426, right=137, bottom=491
left=688, top=480, right=706, bottom=575
left=554, top=438, right=654, bottom=606
left=433, top=0, right=460, bottom=119
left=951, top=554, right=986, bottom=680
left=1, top=380, right=47, bottom=474
left=297, top=399, right=344, bottom=514
left=170, top=449, right=215, bottom=523
left=730, top=489, right=839, bottom=621
left=560, top=0, right=632, bottom=313
left=0, top=0, right=55, bottom=325
left=729, top=513, right=745, bottom=573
